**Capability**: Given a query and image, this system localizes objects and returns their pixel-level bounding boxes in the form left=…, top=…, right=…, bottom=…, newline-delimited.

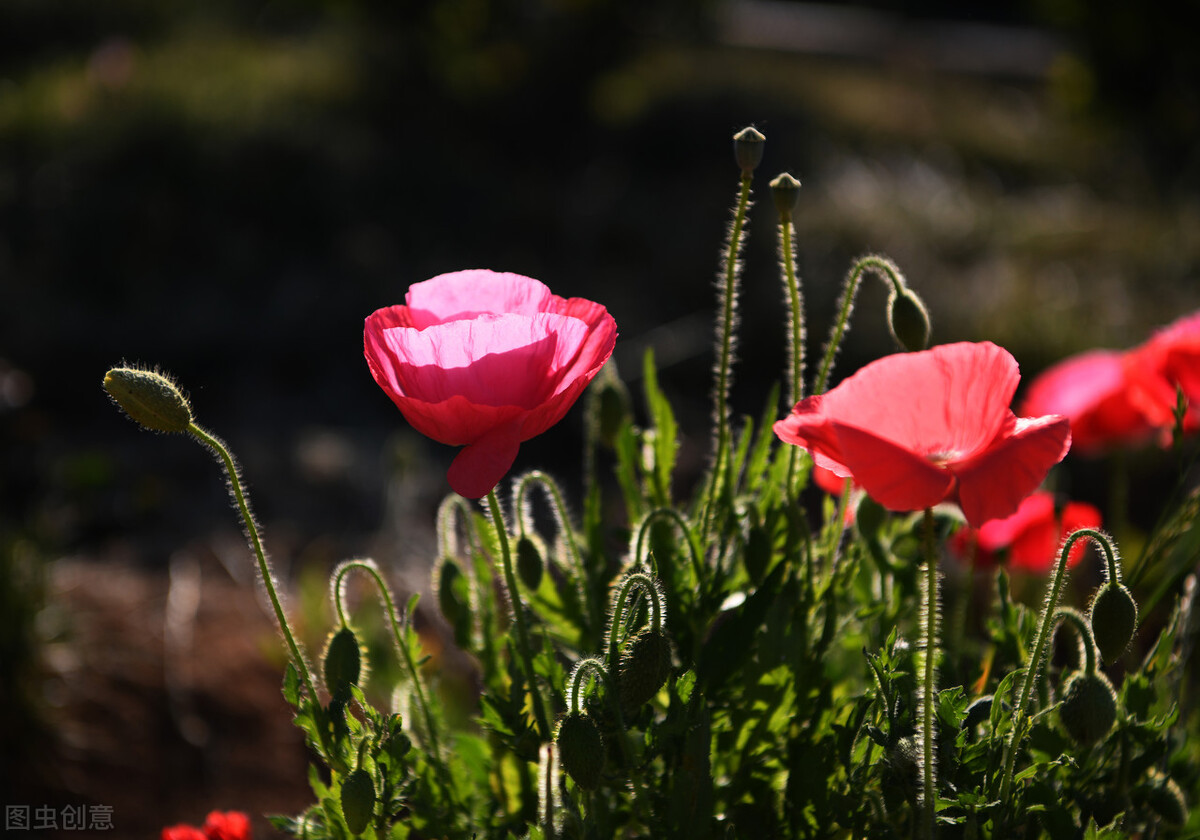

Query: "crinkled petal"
left=447, top=424, right=522, bottom=499
left=371, top=313, right=590, bottom=409
left=773, top=394, right=847, bottom=467
left=821, top=342, right=1019, bottom=460
left=830, top=422, right=956, bottom=512
left=405, top=270, right=552, bottom=326
left=953, top=414, right=1071, bottom=527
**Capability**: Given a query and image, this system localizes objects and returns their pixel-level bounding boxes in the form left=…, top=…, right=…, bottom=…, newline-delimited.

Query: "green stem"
left=634, top=508, right=704, bottom=595
left=515, top=471, right=595, bottom=634
left=706, top=170, right=754, bottom=536
left=919, top=508, right=939, bottom=840
left=812, top=255, right=907, bottom=396
left=331, top=559, right=442, bottom=762
left=187, top=422, right=317, bottom=703
left=778, top=213, right=806, bottom=495
left=1053, top=607, right=1098, bottom=675
left=998, top=528, right=1109, bottom=806
left=486, top=489, right=551, bottom=740
left=606, top=572, right=664, bottom=672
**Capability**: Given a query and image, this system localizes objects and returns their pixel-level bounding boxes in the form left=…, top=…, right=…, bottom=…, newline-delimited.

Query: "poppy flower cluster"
left=162, top=811, right=251, bottom=840
left=364, top=270, right=617, bottom=498
left=1020, top=309, right=1200, bottom=454
left=775, top=341, right=1072, bottom=528
left=948, top=490, right=1102, bottom=574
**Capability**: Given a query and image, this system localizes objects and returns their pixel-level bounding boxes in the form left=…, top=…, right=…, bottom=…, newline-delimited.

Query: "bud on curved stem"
left=329, top=559, right=443, bottom=764
left=605, top=571, right=667, bottom=672
left=103, top=366, right=193, bottom=433
left=813, top=255, right=929, bottom=396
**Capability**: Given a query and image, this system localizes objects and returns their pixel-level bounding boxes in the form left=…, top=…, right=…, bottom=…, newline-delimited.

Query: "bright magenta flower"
left=948, top=491, right=1102, bottom=573
left=1018, top=350, right=1153, bottom=454
left=365, top=270, right=617, bottom=498
left=774, top=342, right=1071, bottom=528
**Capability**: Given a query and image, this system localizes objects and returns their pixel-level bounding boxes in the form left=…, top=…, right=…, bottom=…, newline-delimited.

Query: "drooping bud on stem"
left=887, top=283, right=931, bottom=352
left=103, top=366, right=193, bottom=433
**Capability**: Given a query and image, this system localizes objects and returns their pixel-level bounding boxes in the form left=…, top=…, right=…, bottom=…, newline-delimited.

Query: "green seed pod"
left=1089, top=582, right=1138, bottom=665
left=733, top=126, right=765, bottom=173
left=618, top=627, right=673, bottom=711
left=103, top=366, right=193, bottom=433
left=323, top=626, right=363, bottom=702
left=886, top=284, right=931, bottom=353
left=340, top=767, right=376, bottom=836
left=516, top=534, right=545, bottom=592
left=770, top=172, right=802, bottom=218
left=1059, top=670, right=1117, bottom=745
left=556, top=711, right=605, bottom=790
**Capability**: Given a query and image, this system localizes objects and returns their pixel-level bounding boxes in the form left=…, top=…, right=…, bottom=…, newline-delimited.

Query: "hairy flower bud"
left=733, top=126, right=765, bottom=173
left=516, top=534, right=545, bottom=592
left=887, top=284, right=931, bottom=352
left=618, top=627, right=672, bottom=711
left=323, top=626, right=364, bottom=702
left=103, top=366, right=193, bottom=433
left=556, top=711, right=604, bottom=790
left=1089, top=582, right=1138, bottom=665
left=1059, top=670, right=1117, bottom=745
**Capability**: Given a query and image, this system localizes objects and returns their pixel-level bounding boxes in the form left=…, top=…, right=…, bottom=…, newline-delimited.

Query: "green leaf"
left=283, top=661, right=301, bottom=707
left=643, top=347, right=678, bottom=506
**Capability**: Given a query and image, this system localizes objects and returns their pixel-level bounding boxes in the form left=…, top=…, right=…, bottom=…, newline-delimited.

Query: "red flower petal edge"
left=949, top=491, right=1102, bottom=574
left=774, top=342, right=1071, bottom=528
left=365, top=270, right=617, bottom=498
left=161, top=811, right=251, bottom=840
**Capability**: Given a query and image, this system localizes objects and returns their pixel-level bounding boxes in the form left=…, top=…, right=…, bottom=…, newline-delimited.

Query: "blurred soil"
left=24, top=551, right=313, bottom=838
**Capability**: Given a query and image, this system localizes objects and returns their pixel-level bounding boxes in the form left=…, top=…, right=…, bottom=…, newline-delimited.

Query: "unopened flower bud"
left=1059, top=670, right=1117, bottom=744
left=887, top=284, right=931, bottom=352
left=770, top=172, right=802, bottom=218
left=323, top=625, right=364, bottom=702
left=556, top=711, right=604, bottom=789
left=1089, top=582, right=1138, bottom=665
left=733, top=127, right=765, bottom=173
left=516, top=534, right=545, bottom=592
left=1145, top=770, right=1188, bottom=826
left=618, top=627, right=672, bottom=711
left=103, top=366, right=193, bottom=433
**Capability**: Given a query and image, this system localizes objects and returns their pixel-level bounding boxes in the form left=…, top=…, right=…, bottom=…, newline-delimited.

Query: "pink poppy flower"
left=948, top=491, right=1102, bottom=573
left=774, top=342, right=1071, bottom=528
left=365, top=270, right=617, bottom=498
left=1018, top=350, right=1154, bottom=454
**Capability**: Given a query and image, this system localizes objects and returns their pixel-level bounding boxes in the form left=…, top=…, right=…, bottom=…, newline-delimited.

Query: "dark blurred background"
left=2, top=0, right=1199, bottom=834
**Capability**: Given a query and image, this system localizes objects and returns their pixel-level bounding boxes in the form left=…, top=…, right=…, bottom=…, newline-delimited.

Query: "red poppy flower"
left=162, top=827, right=208, bottom=840
left=1018, top=350, right=1154, bottom=454
left=1126, top=309, right=1200, bottom=433
left=948, top=491, right=1102, bottom=573
left=203, top=811, right=252, bottom=840
left=365, top=270, right=617, bottom=498
left=774, top=342, right=1071, bottom=528
left=161, top=811, right=251, bottom=840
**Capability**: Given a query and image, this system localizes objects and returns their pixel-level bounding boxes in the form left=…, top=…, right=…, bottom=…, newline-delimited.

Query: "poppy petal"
left=954, top=414, right=1071, bottom=527
left=831, top=422, right=956, bottom=512
left=447, top=424, right=522, bottom=499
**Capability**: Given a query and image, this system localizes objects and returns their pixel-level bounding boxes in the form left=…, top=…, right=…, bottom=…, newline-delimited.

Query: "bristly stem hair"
left=188, top=422, right=319, bottom=704
left=917, top=508, right=940, bottom=840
